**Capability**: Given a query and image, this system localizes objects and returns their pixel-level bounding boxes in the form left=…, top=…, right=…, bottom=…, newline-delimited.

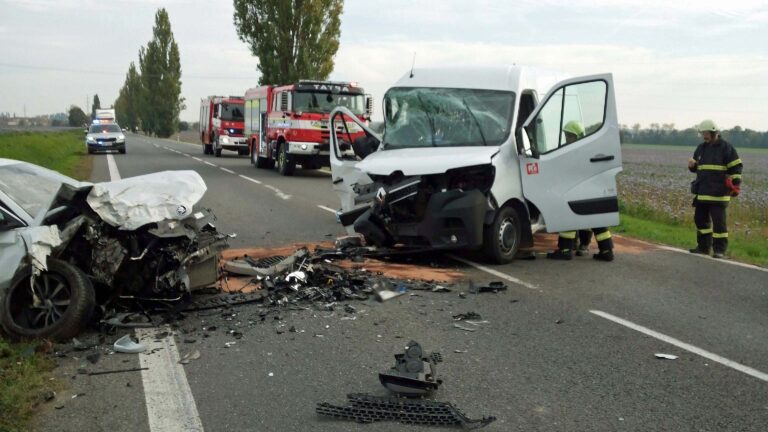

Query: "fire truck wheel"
left=214, top=136, right=223, bottom=157
left=276, top=144, right=295, bottom=176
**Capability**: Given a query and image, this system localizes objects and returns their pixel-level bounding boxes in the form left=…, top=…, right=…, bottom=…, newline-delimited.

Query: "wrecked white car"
left=0, top=159, right=227, bottom=340
left=329, top=66, right=622, bottom=263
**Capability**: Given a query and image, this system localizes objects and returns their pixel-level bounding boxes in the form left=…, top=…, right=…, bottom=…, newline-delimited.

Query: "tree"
left=91, top=94, right=101, bottom=119
left=233, top=0, right=344, bottom=85
left=115, top=62, right=142, bottom=131
left=138, top=8, right=184, bottom=137
left=68, top=105, right=88, bottom=126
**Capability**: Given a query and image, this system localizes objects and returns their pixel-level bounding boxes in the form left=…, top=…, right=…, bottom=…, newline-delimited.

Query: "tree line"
left=620, top=124, right=768, bottom=148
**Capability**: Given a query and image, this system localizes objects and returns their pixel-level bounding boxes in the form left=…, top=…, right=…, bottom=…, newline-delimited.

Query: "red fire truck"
left=199, top=96, right=248, bottom=157
left=243, top=80, right=372, bottom=175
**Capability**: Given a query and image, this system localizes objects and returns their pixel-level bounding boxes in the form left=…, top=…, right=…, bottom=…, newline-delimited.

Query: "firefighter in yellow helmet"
left=688, top=119, right=742, bottom=258
left=547, top=121, right=615, bottom=261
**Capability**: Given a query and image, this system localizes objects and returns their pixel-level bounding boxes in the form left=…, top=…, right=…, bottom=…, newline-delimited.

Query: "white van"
left=329, top=66, right=622, bottom=263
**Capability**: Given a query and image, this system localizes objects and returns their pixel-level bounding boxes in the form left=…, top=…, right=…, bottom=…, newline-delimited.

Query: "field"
left=617, top=144, right=768, bottom=265
left=0, top=130, right=92, bottom=180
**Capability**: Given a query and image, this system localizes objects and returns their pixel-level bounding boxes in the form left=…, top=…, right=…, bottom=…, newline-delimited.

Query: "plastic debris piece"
left=179, top=349, right=201, bottom=365
left=224, top=342, right=237, bottom=348
left=379, top=341, right=442, bottom=396
left=453, top=323, right=477, bottom=332
left=375, top=290, right=406, bottom=302
left=654, top=353, right=678, bottom=360
left=88, top=367, right=149, bottom=376
left=113, top=335, right=146, bottom=354
left=453, top=312, right=482, bottom=321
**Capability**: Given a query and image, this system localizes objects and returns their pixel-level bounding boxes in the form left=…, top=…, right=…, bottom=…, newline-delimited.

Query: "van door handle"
left=590, top=154, right=614, bottom=162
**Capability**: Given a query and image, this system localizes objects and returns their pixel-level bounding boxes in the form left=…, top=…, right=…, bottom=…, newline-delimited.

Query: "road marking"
left=590, top=310, right=768, bottom=383
left=136, top=328, right=204, bottom=431
left=238, top=174, right=262, bottom=184
left=264, top=184, right=291, bottom=200
left=616, top=235, right=768, bottom=273
left=192, top=157, right=202, bottom=162
left=447, top=254, right=538, bottom=290
left=317, top=205, right=337, bottom=214
left=106, top=154, right=121, bottom=181
left=318, top=168, right=332, bottom=174
left=204, top=161, right=216, bottom=167
left=183, top=154, right=191, bottom=158
left=220, top=167, right=235, bottom=174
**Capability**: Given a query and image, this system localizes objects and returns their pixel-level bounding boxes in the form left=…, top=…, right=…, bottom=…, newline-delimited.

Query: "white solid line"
left=204, top=161, right=216, bottom=167
left=447, top=254, right=538, bottom=290
left=590, top=310, right=768, bottom=383
left=317, top=205, right=337, bottom=214
left=106, top=154, right=121, bottom=181
left=264, top=184, right=291, bottom=200
left=220, top=167, right=235, bottom=174
left=616, top=235, right=768, bottom=273
left=136, top=327, right=204, bottom=431
left=192, top=157, right=203, bottom=162
left=238, top=174, right=262, bottom=184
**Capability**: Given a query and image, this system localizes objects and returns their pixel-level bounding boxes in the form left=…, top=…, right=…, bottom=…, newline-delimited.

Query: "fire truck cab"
left=244, top=80, right=372, bottom=176
left=199, top=96, right=247, bottom=157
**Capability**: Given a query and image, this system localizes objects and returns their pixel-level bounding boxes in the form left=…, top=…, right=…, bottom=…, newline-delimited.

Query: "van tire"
left=482, top=206, right=522, bottom=264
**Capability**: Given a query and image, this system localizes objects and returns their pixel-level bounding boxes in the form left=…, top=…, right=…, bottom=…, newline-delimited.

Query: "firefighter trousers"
left=694, top=202, right=728, bottom=253
left=558, top=228, right=613, bottom=252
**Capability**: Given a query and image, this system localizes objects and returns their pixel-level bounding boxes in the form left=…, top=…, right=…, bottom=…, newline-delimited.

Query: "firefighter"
left=546, top=121, right=615, bottom=261
left=688, top=119, right=742, bottom=258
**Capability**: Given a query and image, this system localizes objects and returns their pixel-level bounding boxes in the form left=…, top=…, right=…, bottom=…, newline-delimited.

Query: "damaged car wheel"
left=1, top=258, right=95, bottom=341
left=482, top=206, right=522, bottom=264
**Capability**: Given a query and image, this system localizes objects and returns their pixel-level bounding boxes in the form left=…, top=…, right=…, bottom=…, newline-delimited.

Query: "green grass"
left=0, top=130, right=92, bottom=180
left=616, top=209, right=768, bottom=267
left=623, top=143, right=768, bottom=154
left=0, top=339, right=60, bottom=432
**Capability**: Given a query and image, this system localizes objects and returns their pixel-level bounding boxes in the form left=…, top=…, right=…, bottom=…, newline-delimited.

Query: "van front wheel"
left=483, top=206, right=522, bottom=264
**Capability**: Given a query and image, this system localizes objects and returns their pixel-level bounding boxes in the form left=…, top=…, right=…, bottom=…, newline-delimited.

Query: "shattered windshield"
left=293, top=91, right=365, bottom=115
left=221, top=103, right=244, bottom=121
left=0, top=162, right=76, bottom=218
left=382, top=87, right=515, bottom=148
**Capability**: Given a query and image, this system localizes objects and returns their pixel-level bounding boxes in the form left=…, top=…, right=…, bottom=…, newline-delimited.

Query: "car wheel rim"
left=14, top=273, right=71, bottom=330
left=498, top=218, right=517, bottom=255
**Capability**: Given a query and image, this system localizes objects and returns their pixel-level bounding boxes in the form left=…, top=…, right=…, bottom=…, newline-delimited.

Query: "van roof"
left=391, top=65, right=570, bottom=94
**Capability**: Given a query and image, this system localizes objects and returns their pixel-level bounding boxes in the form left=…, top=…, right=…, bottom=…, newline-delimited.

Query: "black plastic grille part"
left=316, top=393, right=496, bottom=429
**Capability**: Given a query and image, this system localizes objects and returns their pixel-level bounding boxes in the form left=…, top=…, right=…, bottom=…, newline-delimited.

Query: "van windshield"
left=382, top=87, right=515, bottom=148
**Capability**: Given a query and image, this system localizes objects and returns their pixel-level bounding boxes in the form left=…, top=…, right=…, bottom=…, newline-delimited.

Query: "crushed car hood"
left=355, top=147, right=499, bottom=176
left=86, top=170, right=207, bottom=230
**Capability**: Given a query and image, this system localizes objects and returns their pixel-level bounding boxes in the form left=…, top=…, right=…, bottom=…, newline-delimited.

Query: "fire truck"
left=199, top=96, right=247, bottom=157
left=243, top=80, right=372, bottom=176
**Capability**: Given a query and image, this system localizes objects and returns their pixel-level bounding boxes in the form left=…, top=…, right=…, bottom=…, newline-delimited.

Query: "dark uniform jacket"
left=689, top=138, right=743, bottom=204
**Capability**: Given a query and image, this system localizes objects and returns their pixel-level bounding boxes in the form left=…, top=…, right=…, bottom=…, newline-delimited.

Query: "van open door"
left=328, top=107, right=378, bottom=230
left=518, top=74, right=622, bottom=232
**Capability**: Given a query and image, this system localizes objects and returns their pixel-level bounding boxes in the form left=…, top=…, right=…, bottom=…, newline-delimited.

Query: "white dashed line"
left=192, top=157, right=202, bottom=162
left=106, top=154, right=121, bottom=181
left=447, top=254, right=538, bottom=290
left=264, top=184, right=292, bottom=200
left=183, top=154, right=191, bottom=158
left=590, top=310, right=768, bottom=383
left=204, top=161, right=216, bottom=167
left=220, top=167, right=235, bottom=174
left=238, top=174, right=262, bottom=184
left=317, top=205, right=337, bottom=214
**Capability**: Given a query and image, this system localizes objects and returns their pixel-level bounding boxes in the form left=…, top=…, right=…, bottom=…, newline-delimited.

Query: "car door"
left=518, top=74, right=622, bottom=232
left=328, top=107, right=378, bottom=225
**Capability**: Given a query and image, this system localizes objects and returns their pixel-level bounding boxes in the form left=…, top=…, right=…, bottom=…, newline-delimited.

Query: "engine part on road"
left=316, top=393, right=496, bottom=429
left=379, top=341, right=442, bottom=396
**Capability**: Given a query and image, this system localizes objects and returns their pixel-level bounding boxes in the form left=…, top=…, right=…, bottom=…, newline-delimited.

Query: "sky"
left=1, top=0, right=767, bottom=130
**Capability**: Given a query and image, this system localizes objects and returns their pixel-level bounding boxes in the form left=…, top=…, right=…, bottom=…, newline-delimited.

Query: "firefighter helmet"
left=562, top=120, right=585, bottom=139
left=698, top=119, right=718, bottom=133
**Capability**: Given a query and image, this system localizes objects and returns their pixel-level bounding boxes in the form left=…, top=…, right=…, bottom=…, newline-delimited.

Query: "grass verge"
left=0, top=339, right=60, bottom=432
left=616, top=210, right=768, bottom=267
left=0, top=130, right=92, bottom=180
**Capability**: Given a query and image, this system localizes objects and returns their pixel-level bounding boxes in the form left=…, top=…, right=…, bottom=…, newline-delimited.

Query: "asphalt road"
left=37, top=134, right=768, bottom=431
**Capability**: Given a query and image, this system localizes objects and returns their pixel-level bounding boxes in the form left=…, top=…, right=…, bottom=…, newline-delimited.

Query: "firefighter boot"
left=546, top=249, right=573, bottom=260
left=689, top=231, right=712, bottom=255
left=548, top=232, right=575, bottom=260
left=593, top=250, right=615, bottom=262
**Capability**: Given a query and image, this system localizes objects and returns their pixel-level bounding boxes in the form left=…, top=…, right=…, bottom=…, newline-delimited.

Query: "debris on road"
left=88, top=367, right=149, bottom=376
left=654, top=353, right=679, bottom=360
left=113, top=335, right=146, bottom=354
left=471, top=281, right=508, bottom=294
left=179, top=349, right=201, bottom=365
left=453, top=312, right=482, bottom=321
left=453, top=323, right=478, bottom=332
left=379, top=341, right=442, bottom=396
left=316, top=393, right=496, bottom=429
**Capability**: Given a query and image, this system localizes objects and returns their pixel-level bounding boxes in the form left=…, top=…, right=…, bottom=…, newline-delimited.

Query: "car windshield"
left=382, top=87, right=515, bottom=149
left=293, top=92, right=365, bottom=115
left=89, top=124, right=121, bottom=133
left=221, top=103, right=244, bottom=121
left=0, top=162, right=77, bottom=218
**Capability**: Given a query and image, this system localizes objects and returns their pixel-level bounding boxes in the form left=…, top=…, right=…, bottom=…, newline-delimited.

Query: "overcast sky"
left=1, top=0, right=767, bottom=130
